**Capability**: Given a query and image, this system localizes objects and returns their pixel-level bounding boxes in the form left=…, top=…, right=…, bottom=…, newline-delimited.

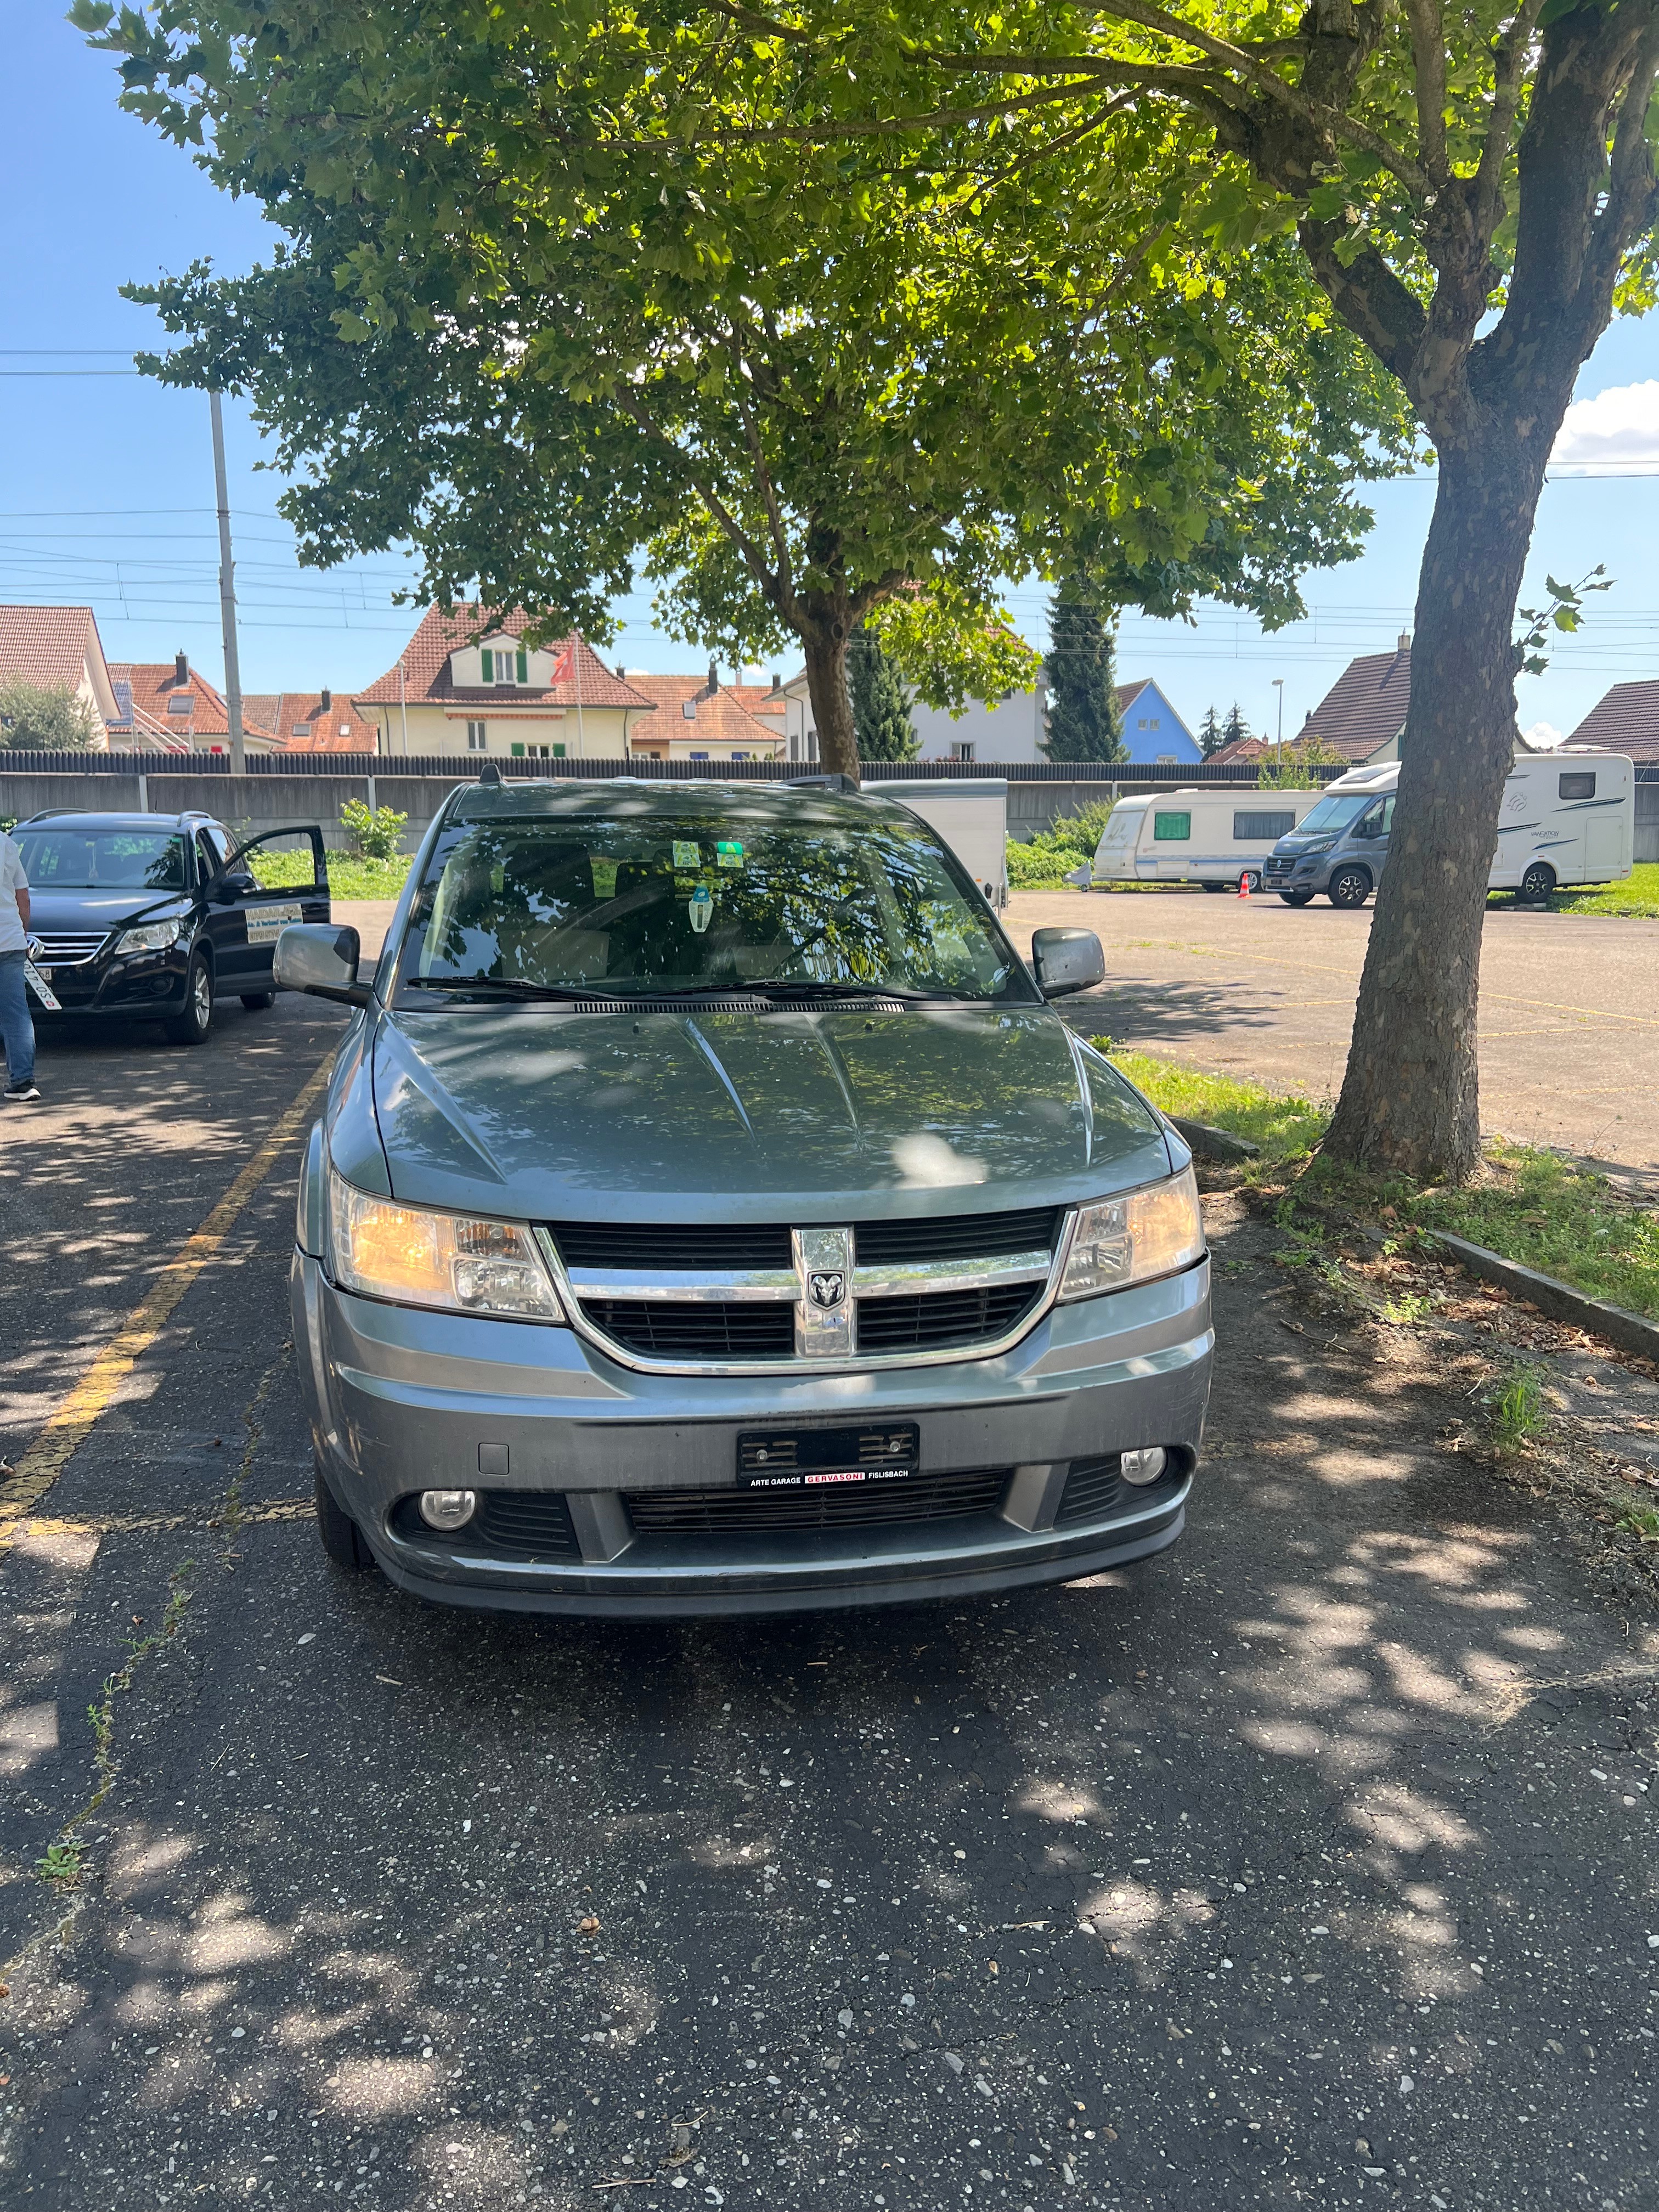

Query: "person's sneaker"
left=2, top=1081, right=42, bottom=1103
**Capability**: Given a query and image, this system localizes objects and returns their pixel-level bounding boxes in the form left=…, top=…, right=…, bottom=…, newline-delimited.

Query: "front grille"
left=1055, top=1455, right=1123, bottom=1526
left=552, top=1221, right=791, bottom=1269
left=855, top=1280, right=1042, bottom=1354
left=627, top=1467, right=1009, bottom=1534
left=33, top=932, right=109, bottom=966
left=472, top=1491, right=582, bottom=1558
left=855, top=1207, right=1060, bottom=1267
left=580, top=1299, right=795, bottom=1360
left=1263, top=856, right=1294, bottom=879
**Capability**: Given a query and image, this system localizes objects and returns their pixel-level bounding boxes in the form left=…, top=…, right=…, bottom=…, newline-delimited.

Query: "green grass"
left=250, top=849, right=413, bottom=900
left=1109, top=1051, right=1330, bottom=1164
left=1488, top=861, right=1659, bottom=918
left=1113, top=1050, right=1659, bottom=1321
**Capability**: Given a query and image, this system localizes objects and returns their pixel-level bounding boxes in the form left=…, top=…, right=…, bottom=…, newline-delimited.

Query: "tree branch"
left=1401, top=0, right=1448, bottom=187
left=1470, top=0, right=1547, bottom=243
left=849, top=568, right=912, bottom=621
left=1581, top=9, right=1659, bottom=313
left=1296, top=218, right=1429, bottom=389
left=728, top=348, right=801, bottom=622
left=612, top=386, right=789, bottom=618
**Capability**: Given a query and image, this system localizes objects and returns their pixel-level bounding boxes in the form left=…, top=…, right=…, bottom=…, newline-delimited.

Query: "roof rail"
left=782, top=772, right=861, bottom=794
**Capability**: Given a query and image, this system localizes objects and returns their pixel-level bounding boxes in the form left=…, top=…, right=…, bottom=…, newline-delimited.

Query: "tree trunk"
left=1323, top=436, right=1551, bottom=1182
left=800, top=619, right=860, bottom=783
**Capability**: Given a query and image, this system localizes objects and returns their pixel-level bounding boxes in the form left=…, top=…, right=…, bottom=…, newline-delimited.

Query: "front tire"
left=163, top=950, right=215, bottom=1046
left=1327, top=867, right=1372, bottom=911
left=1520, top=861, right=1556, bottom=905
left=1279, top=890, right=1314, bottom=907
left=240, top=990, right=276, bottom=1011
left=314, top=1465, right=373, bottom=1573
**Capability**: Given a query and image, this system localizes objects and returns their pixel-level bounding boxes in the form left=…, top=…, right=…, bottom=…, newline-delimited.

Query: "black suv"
left=15, top=810, right=330, bottom=1045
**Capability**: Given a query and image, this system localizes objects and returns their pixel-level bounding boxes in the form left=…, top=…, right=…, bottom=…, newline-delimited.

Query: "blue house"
left=1115, top=679, right=1201, bottom=765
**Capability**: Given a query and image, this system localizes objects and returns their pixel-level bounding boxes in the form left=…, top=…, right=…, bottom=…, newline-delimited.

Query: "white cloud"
left=1551, top=380, right=1659, bottom=470
left=1521, top=719, right=1565, bottom=751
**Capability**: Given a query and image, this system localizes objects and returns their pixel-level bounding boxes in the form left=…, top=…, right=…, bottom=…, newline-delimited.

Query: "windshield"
left=1291, top=793, right=1375, bottom=838
left=17, top=826, right=187, bottom=892
left=394, top=812, right=1032, bottom=1005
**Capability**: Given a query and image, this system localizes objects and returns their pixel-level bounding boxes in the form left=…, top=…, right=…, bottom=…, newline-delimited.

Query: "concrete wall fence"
left=4, top=751, right=1656, bottom=859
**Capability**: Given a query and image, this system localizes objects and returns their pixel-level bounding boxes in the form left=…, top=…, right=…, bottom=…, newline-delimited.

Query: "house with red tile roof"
left=354, top=607, right=659, bottom=759
left=111, top=654, right=281, bottom=755
left=1284, top=635, right=1414, bottom=764
left=0, top=605, right=124, bottom=747
left=243, top=688, right=377, bottom=753
left=623, top=664, right=786, bottom=762
left=1565, top=681, right=1659, bottom=763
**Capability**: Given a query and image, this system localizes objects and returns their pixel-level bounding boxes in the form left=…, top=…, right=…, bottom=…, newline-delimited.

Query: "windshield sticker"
left=688, top=884, right=714, bottom=933
left=672, top=839, right=701, bottom=869
left=716, top=840, right=745, bottom=869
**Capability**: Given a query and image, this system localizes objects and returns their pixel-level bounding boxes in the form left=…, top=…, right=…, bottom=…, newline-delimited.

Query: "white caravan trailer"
left=1088, top=787, right=1325, bottom=893
left=1261, top=751, right=1634, bottom=907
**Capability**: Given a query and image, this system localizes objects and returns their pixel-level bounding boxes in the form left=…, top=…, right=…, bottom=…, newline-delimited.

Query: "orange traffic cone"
left=1238, top=874, right=1252, bottom=900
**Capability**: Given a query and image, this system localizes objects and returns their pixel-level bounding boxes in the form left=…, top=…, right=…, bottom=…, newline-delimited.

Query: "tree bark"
left=1323, top=432, right=1550, bottom=1181
left=800, top=611, right=860, bottom=782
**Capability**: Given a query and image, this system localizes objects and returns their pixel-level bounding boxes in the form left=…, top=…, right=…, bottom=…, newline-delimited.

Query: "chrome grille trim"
left=34, top=933, right=111, bottom=967
left=534, top=1214, right=1078, bottom=1377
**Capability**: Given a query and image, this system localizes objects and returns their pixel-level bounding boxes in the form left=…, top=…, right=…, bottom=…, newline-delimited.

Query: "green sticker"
left=672, top=840, right=700, bottom=869
left=716, top=839, right=745, bottom=868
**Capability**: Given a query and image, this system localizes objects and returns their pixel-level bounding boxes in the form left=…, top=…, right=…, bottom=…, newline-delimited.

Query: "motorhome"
left=1089, top=787, right=1324, bottom=893
left=1262, top=751, right=1634, bottom=909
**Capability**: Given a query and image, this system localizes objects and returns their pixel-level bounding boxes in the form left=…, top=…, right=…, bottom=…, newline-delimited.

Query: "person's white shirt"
left=0, top=832, right=27, bottom=956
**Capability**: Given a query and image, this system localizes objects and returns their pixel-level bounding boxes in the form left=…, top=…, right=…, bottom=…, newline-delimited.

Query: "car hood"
left=363, top=1005, right=1174, bottom=1222
left=26, top=888, right=188, bottom=936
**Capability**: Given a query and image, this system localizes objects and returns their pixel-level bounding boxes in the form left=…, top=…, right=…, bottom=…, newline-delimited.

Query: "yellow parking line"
left=0, top=1060, right=332, bottom=1547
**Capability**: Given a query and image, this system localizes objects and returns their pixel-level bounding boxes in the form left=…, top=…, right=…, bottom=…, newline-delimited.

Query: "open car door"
left=212, top=827, right=332, bottom=993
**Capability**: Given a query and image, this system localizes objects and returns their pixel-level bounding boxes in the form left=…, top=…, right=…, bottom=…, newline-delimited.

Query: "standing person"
left=0, top=823, right=41, bottom=1104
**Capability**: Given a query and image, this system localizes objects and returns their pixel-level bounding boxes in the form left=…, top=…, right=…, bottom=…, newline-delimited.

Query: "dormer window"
left=481, top=646, right=528, bottom=686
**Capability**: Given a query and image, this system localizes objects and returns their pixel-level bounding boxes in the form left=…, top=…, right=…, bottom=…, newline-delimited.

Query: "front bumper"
left=292, top=1249, right=1212, bottom=1618
left=34, top=944, right=192, bottom=1018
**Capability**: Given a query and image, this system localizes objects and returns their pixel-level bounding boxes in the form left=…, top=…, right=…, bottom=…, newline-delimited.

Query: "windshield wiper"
left=404, top=975, right=602, bottom=1002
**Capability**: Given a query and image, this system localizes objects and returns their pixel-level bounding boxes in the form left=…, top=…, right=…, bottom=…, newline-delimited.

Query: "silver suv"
left=279, top=777, right=1211, bottom=1617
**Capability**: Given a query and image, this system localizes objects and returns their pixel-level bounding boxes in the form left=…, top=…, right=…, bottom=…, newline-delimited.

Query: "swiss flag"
left=546, top=641, right=575, bottom=685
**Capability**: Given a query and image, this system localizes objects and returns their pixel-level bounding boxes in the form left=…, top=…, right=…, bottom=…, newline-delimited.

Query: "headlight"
left=327, top=1170, right=565, bottom=1322
left=1058, top=1167, right=1205, bottom=1300
left=114, top=918, right=184, bottom=955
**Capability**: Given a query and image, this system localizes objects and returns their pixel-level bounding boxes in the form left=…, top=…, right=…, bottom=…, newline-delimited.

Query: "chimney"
left=320, top=686, right=331, bottom=712
left=771, top=672, right=781, bottom=692
left=707, top=659, right=719, bottom=694
left=174, top=650, right=188, bottom=687
left=1397, top=631, right=1410, bottom=654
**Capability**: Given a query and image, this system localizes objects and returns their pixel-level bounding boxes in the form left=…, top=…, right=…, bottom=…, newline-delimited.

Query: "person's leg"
left=0, top=951, right=37, bottom=1090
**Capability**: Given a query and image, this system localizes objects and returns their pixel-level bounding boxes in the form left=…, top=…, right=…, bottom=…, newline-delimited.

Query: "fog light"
left=1120, top=1447, right=1167, bottom=1487
left=419, top=1488, right=477, bottom=1531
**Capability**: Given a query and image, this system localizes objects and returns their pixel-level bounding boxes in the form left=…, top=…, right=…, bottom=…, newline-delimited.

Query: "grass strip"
left=250, top=850, right=413, bottom=899
left=1111, top=1048, right=1659, bottom=1322
left=1487, top=860, right=1659, bottom=919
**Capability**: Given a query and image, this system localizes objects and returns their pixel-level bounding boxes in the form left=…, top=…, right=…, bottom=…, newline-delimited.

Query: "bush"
left=339, top=798, right=409, bottom=861
left=1006, top=799, right=1116, bottom=888
left=0, top=678, right=100, bottom=751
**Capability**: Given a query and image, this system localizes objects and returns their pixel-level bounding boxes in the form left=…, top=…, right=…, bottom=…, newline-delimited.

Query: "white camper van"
left=1090, top=787, right=1325, bottom=893
left=1262, top=751, right=1634, bottom=907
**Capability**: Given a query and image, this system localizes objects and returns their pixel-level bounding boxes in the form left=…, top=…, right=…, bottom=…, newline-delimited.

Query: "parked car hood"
left=27, top=887, right=188, bottom=936
left=363, top=1005, right=1174, bottom=1222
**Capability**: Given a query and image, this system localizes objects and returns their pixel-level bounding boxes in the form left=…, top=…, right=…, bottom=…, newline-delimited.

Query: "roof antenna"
left=479, top=761, right=502, bottom=786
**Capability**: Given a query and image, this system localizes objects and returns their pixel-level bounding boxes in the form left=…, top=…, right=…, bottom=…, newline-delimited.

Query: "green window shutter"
left=516, top=649, right=528, bottom=685
left=552, top=742, right=566, bottom=758
left=510, top=741, right=525, bottom=758
left=481, top=648, right=493, bottom=682
left=1153, top=811, right=1192, bottom=842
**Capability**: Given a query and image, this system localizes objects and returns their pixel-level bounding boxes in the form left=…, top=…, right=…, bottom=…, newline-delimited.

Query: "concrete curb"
left=1170, top=1115, right=1260, bottom=1163
left=1426, top=1231, right=1659, bottom=1364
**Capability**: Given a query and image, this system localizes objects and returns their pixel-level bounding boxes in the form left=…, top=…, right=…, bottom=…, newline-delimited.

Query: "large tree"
left=78, top=1, right=1411, bottom=783
left=716, top=0, right=1659, bottom=1177
left=1043, top=583, right=1128, bottom=763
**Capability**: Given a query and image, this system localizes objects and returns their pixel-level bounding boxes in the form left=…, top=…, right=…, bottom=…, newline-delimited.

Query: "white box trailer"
left=1089, top=787, right=1325, bottom=893
left=879, top=777, right=1008, bottom=906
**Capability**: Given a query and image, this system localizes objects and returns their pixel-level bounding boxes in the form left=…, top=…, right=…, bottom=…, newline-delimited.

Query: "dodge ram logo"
left=809, top=1270, right=847, bottom=1310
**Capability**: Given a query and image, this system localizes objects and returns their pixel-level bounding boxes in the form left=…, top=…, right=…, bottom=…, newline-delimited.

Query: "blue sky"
left=5, top=10, right=1655, bottom=744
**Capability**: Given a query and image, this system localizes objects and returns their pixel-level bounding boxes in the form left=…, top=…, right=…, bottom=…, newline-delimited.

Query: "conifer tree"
left=847, top=629, right=918, bottom=762
left=1197, top=705, right=1225, bottom=759
left=1042, top=585, right=1127, bottom=764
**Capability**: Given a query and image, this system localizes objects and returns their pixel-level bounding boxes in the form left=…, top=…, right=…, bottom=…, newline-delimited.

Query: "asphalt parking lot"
left=1008, top=891, right=1659, bottom=1173
left=3, top=994, right=1656, bottom=2211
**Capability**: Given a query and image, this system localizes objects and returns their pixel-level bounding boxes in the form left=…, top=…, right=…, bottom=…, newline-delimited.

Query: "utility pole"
left=210, top=390, right=246, bottom=777
left=1272, top=677, right=1284, bottom=764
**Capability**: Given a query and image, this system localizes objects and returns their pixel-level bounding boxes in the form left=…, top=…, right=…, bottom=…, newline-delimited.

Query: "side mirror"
left=1031, top=926, right=1105, bottom=999
left=275, top=923, right=370, bottom=1007
left=220, top=869, right=258, bottom=897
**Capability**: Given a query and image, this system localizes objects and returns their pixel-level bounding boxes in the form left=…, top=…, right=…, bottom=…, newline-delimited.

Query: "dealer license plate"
left=736, top=1423, right=919, bottom=1491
